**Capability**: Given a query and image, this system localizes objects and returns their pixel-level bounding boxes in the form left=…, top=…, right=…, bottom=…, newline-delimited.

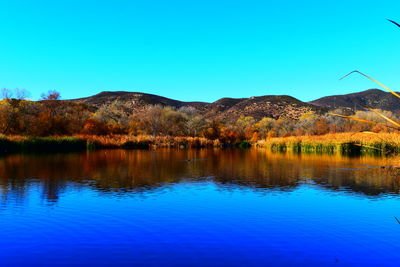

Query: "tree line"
left=0, top=88, right=397, bottom=142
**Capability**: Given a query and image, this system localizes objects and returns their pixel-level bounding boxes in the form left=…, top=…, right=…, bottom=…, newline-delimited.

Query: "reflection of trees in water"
left=313, top=167, right=400, bottom=196
left=265, top=152, right=400, bottom=196
left=0, top=149, right=400, bottom=204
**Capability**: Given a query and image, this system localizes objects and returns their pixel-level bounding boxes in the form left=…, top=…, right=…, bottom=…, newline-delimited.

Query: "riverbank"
left=256, top=132, right=400, bottom=154
left=2, top=132, right=400, bottom=155
left=0, top=135, right=221, bottom=153
left=81, top=135, right=219, bottom=149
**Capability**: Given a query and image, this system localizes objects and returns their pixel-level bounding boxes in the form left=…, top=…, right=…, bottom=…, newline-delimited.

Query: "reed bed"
left=3, top=132, right=400, bottom=155
left=257, top=132, right=400, bottom=154
left=0, top=136, right=87, bottom=153
left=78, top=135, right=218, bottom=149
left=0, top=135, right=221, bottom=154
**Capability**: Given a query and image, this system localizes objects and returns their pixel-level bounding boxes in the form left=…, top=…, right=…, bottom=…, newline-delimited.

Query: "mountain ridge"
left=309, top=88, right=400, bottom=113
left=71, top=91, right=325, bottom=121
left=68, top=88, right=400, bottom=121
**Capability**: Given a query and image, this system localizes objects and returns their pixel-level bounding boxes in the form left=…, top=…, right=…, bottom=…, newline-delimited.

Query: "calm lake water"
left=1, top=149, right=400, bottom=266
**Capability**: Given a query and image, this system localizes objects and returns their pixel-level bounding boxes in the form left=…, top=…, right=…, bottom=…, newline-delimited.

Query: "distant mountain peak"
left=309, top=89, right=400, bottom=113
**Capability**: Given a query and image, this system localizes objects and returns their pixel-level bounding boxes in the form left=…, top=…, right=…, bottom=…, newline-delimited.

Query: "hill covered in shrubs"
left=0, top=88, right=398, bottom=147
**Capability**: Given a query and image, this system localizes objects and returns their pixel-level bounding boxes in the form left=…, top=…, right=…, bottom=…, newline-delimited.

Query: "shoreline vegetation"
left=2, top=132, right=400, bottom=155
left=257, top=132, right=400, bottom=155
left=2, top=87, right=400, bottom=156
left=0, top=135, right=248, bottom=153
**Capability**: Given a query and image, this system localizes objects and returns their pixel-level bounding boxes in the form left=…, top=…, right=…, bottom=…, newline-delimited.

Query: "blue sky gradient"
left=0, top=0, right=399, bottom=102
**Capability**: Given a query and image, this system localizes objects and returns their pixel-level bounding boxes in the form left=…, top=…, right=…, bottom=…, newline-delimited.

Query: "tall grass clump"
left=78, top=135, right=217, bottom=149
left=0, top=134, right=223, bottom=154
left=20, top=137, right=87, bottom=152
left=258, top=132, right=400, bottom=156
left=0, top=136, right=87, bottom=154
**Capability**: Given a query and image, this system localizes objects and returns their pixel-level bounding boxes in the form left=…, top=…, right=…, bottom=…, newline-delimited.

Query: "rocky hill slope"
left=71, top=91, right=326, bottom=121
left=309, top=89, right=400, bottom=113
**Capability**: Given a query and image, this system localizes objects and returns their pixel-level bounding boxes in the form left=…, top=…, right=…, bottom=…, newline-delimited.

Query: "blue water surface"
left=1, top=149, right=400, bottom=266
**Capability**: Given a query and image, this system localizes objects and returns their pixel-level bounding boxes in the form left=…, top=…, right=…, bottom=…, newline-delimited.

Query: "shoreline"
left=0, top=135, right=249, bottom=154
left=1, top=132, right=400, bottom=155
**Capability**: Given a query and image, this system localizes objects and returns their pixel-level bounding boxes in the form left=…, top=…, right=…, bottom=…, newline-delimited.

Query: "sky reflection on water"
left=1, top=149, right=400, bottom=266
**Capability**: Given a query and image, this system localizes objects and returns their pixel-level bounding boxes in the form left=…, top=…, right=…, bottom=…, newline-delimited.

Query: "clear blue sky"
left=0, top=0, right=399, bottom=102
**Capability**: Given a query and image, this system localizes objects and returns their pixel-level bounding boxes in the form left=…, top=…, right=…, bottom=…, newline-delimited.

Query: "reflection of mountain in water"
left=0, top=149, right=400, bottom=204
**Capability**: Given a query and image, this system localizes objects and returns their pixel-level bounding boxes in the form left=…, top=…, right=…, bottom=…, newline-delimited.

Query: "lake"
left=1, top=149, right=400, bottom=266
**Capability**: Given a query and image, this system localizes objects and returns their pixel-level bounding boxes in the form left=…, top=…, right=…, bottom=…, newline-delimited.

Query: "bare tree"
left=15, top=88, right=30, bottom=100
left=1, top=88, right=12, bottom=99
left=138, top=105, right=165, bottom=136
left=178, top=106, right=205, bottom=136
left=41, top=90, right=61, bottom=100
left=95, top=100, right=131, bottom=130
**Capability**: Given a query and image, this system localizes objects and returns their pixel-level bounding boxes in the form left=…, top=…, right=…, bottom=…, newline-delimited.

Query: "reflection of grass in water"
left=2, top=148, right=400, bottom=201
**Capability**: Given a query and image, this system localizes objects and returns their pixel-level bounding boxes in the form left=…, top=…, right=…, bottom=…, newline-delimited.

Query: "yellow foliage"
left=258, top=132, right=400, bottom=151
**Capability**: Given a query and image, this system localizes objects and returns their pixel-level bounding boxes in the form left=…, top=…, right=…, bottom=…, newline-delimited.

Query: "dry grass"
left=257, top=132, right=400, bottom=154
left=75, top=134, right=217, bottom=149
left=3, top=132, right=400, bottom=155
left=0, top=134, right=219, bottom=153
